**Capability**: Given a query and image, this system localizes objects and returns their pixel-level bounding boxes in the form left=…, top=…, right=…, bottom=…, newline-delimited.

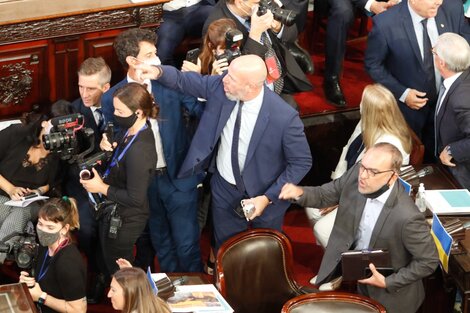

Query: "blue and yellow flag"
left=147, top=266, right=158, bottom=295
left=430, top=214, right=453, bottom=272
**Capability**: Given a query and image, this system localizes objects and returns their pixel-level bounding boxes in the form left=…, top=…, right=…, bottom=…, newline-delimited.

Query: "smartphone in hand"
left=186, top=48, right=200, bottom=64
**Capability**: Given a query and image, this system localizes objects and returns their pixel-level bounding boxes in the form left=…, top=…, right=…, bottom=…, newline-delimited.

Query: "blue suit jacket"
left=365, top=0, right=470, bottom=132
left=157, top=66, right=312, bottom=219
left=71, top=98, right=102, bottom=152
left=101, top=78, right=203, bottom=192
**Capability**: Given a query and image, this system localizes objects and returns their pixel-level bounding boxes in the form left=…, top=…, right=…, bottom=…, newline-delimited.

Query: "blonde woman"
left=307, top=84, right=412, bottom=275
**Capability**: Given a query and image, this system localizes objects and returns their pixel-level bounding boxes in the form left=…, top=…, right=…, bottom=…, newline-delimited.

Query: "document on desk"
left=167, top=284, right=233, bottom=313
left=426, top=189, right=470, bottom=215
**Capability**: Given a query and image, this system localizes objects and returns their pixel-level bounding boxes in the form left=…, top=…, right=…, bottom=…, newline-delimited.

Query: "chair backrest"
left=409, top=128, right=424, bottom=166
left=216, top=228, right=302, bottom=313
left=282, top=291, right=387, bottom=313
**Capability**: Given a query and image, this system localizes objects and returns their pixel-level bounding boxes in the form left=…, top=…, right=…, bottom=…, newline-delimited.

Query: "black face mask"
left=114, top=113, right=137, bottom=129
left=362, top=173, right=395, bottom=199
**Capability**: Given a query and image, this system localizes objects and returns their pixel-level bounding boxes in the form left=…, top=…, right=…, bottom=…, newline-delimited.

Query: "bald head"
left=223, top=55, right=267, bottom=101
left=230, top=55, right=267, bottom=86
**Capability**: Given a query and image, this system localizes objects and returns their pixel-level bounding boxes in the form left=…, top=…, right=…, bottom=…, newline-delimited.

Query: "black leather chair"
left=215, top=228, right=315, bottom=313
left=282, top=291, right=387, bottom=313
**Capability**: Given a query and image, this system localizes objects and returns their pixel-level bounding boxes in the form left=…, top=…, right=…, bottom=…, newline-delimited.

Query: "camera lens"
left=79, top=169, right=92, bottom=180
left=16, top=246, right=34, bottom=269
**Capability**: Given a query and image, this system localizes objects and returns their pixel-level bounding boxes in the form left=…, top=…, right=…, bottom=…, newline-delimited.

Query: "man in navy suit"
left=138, top=54, right=312, bottom=249
left=365, top=0, right=470, bottom=160
left=102, top=28, right=204, bottom=272
left=68, top=57, right=111, bottom=303
left=434, top=32, right=470, bottom=189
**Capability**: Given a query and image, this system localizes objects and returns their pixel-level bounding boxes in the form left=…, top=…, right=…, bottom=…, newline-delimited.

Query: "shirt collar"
left=368, top=181, right=395, bottom=205
left=241, top=88, right=264, bottom=113
left=443, top=72, right=463, bottom=90
left=127, top=74, right=152, bottom=93
left=408, top=2, right=435, bottom=26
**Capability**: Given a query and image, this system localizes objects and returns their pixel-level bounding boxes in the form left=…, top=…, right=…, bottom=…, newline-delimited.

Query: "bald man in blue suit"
left=138, top=55, right=312, bottom=249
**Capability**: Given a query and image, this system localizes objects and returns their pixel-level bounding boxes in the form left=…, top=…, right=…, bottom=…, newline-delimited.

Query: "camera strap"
left=103, top=123, right=148, bottom=178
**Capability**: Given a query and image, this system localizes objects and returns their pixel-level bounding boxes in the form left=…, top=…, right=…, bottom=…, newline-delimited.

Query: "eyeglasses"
left=358, top=162, right=395, bottom=178
left=431, top=48, right=438, bottom=57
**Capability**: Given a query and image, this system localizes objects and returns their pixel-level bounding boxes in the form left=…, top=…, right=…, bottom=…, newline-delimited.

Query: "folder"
left=341, top=249, right=392, bottom=281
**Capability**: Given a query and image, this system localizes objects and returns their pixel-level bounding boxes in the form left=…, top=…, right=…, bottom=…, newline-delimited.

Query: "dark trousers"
left=65, top=177, right=99, bottom=273
left=324, top=0, right=356, bottom=78
left=148, top=172, right=202, bottom=272
left=157, top=4, right=215, bottom=66
left=98, top=214, right=147, bottom=278
left=210, top=171, right=284, bottom=251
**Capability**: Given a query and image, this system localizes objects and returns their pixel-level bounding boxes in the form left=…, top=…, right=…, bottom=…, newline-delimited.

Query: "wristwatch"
left=38, top=292, right=47, bottom=305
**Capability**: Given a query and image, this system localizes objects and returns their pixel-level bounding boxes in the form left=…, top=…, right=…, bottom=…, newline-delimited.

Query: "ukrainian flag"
left=147, top=266, right=158, bottom=295
left=431, top=213, right=453, bottom=272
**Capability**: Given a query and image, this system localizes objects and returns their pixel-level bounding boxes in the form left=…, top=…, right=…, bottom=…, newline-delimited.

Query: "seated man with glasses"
left=279, top=142, right=438, bottom=313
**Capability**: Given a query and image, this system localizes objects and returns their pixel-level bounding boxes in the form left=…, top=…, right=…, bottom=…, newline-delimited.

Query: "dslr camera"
left=215, top=29, right=243, bottom=65
left=0, top=228, right=38, bottom=272
left=43, top=113, right=95, bottom=163
left=257, top=0, right=297, bottom=27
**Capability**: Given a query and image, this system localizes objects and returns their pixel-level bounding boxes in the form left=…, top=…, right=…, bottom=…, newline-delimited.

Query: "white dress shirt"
left=216, top=90, right=264, bottom=185
left=163, top=0, right=201, bottom=11
left=354, top=183, right=394, bottom=250
left=436, top=71, right=462, bottom=114
left=127, top=75, right=166, bottom=169
left=400, top=3, right=441, bottom=102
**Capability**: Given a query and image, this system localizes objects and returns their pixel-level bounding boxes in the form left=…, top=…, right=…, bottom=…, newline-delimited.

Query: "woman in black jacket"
left=80, top=82, right=157, bottom=277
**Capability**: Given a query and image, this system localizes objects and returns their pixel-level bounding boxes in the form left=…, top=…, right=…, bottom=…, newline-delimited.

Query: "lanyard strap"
left=103, top=123, right=148, bottom=178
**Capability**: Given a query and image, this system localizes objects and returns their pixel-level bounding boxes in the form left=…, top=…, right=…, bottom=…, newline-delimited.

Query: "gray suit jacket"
left=297, top=163, right=439, bottom=313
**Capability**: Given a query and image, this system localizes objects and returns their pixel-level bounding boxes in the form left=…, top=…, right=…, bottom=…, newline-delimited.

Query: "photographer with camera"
left=80, top=83, right=157, bottom=280
left=182, top=18, right=240, bottom=75
left=0, top=105, right=69, bottom=263
left=19, top=197, right=87, bottom=313
left=203, top=0, right=313, bottom=109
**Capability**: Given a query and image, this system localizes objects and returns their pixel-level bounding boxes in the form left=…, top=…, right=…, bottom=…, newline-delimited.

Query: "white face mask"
left=143, top=57, right=161, bottom=67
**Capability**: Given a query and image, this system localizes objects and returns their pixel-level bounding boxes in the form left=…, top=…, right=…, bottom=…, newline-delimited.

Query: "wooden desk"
left=0, top=282, right=37, bottom=313
left=0, top=0, right=166, bottom=117
left=413, top=164, right=468, bottom=313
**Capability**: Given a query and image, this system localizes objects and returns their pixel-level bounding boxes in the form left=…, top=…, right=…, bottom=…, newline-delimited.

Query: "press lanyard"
left=37, top=238, right=69, bottom=282
left=103, top=123, right=148, bottom=178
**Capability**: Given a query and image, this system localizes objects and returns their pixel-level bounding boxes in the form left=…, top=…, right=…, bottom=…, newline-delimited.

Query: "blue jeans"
left=148, top=172, right=202, bottom=272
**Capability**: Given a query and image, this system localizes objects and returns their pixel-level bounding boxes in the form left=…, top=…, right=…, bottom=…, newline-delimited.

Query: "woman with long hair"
left=0, top=101, right=71, bottom=263
left=181, top=18, right=238, bottom=75
left=308, top=83, right=412, bottom=250
left=108, top=267, right=171, bottom=313
left=19, top=197, right=86, bottom=313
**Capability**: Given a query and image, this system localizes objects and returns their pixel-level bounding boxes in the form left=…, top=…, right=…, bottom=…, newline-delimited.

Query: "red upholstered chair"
left=215, top=228, right=314, bottom=313
left=282, top=291, right=387, bottom=313
left=409, top=128, right=425, bottom=166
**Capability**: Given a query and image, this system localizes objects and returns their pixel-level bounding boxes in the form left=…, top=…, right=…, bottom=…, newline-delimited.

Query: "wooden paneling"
left=0, top=41, right=48, bottom=117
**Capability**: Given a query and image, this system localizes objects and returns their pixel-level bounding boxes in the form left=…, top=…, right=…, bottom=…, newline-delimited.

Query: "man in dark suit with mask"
left=279, top=143, right=438, bottom=313
left=101, top=28, right=204, bottom=274
left=203, top=0, right=313, bottom=109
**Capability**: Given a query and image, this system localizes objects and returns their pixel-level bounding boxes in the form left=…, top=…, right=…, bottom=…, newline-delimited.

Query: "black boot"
left=323, top=76, right=347, bottom=107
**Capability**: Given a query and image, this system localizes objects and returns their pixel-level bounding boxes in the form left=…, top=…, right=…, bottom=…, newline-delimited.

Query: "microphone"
left=79, top=169, right=103, bottom=208
left=405, top=166, right=434, bottom=181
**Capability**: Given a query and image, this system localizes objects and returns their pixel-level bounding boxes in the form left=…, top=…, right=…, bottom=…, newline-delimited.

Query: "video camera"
left=215, top=29, right=243, bottom=65
left=43, top=113, right=95, bottom=163
left=0, top=227, right=38, bottom=273
left=257, top=0, right=297, bottom=27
